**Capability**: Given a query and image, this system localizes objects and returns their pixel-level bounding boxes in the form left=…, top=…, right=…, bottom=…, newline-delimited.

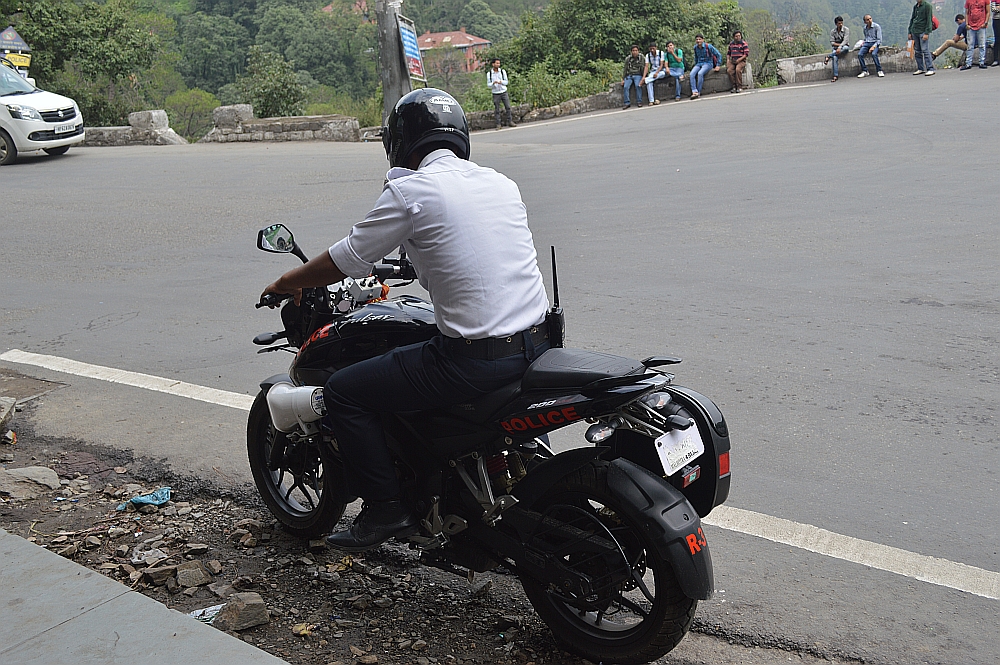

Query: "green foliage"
left=487, top=0, right=743, bottom=73
left=461, top=58, right=618, bottom=111
left=459, top=0, right=514, bottom=44
left=743, top=8, right=820, bottom=84
left=177, top=12, right=251, bottom=92
left=304, top=84, right=382, bottom=127
left=164, top=86, right=219, bottom=138
left=8, top=0, right=160, bottom=124
left=234, top=44, right=306, bottom=117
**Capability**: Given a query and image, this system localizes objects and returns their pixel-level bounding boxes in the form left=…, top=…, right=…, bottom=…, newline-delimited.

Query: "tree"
left=423, top=46, right=469, bottom=92
left=178, top=12, right=251, bottom=93
left=165, top=87, right=220, bottom=139
left=743, top=8, right=819, bottom=84
left=459, top=0, right=514, bottom=44
left=235, top=45, right=306, bottom=117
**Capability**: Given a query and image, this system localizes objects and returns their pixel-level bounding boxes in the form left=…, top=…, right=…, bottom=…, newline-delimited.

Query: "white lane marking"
left=0, top=349, right=255, bottom=411
left=3, top=348, right=999, bottom=600
left=705, top=506, right=1000, bottom=600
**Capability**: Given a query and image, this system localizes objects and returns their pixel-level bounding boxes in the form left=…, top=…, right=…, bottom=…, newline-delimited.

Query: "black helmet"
left=382, top=88, right=470, bottom=168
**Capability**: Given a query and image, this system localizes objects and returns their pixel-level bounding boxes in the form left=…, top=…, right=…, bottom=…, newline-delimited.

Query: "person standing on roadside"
left=909, top=0, right=936, bottom=75
left=933, top=14, right=968, bottom=59
left=726, top=31, right=750, bottom=93
left=825, top=16, right=850, bottom=81
left=857, top=15, right=885, bottom=77
left=642, top=43, right=667, bottom=105
left=622, top=45, right=645, bottom=109
left=962, top=0, right=991, bottom=68
left=665, top=41, right=685, bottom=100
left=991, top=1, right=1000, bottom=65
left=487, top=58, right=515, bottom=130
left=690, top=35, right=722, bottom=99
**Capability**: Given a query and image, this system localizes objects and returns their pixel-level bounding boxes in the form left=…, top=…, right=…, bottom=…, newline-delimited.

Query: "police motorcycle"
left=249, top=220, right=732, bottom=663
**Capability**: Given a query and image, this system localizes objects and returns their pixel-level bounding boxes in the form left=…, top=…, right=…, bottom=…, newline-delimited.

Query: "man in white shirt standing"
left=261, top=88, right=549, bottom=551
left=487, top=57, right=515, bottom=129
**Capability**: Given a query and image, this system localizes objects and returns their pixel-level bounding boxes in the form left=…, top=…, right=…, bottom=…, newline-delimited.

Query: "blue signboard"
left=397, top=15, right=425, bottom=81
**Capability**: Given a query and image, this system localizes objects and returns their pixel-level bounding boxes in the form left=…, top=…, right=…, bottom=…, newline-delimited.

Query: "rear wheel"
left=519, top=460, right=696, bottom=664
left=247, top=391, right=346, bottom=538
left=44, top=146, right=70, bottom=156
left=0, top=129, right=17, bottom=165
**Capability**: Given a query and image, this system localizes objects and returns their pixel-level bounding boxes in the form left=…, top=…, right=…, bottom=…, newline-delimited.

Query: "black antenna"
left=550, top=245, right=560, bottom=310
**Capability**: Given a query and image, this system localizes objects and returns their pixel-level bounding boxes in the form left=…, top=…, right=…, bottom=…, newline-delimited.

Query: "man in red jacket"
left=962, top=0, right=991, bottom=68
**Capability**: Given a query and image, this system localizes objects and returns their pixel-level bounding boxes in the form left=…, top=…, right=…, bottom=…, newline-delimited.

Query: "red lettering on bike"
left=686, top=533, right=701, bottom=555
left=500, top=406, right=583, bottom=433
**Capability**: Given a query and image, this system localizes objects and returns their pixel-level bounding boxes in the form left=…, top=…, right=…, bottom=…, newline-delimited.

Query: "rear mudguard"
left=607, top=457, right=714, bottom=601
left=512, top=447, right=605, bottom=508
left=260, top=373, right=294, bottom=392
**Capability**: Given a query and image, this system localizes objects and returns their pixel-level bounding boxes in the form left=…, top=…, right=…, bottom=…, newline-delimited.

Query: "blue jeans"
left=690, top=63, right=712, bottom=93
left=623, top=74, right=643, bottom=105
left=913, top=33, right=933, bottom=71
left=858, top=44, right=882, bottom=73
left=324, top=334, right=545, bottom=500
left=828, top=45, right=849, bottom=76
left=966, top=27, right=987, bottom=66
left=669, top=67, right=684, bottom=97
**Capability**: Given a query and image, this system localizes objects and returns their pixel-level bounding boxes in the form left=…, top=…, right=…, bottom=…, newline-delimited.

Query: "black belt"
left=445, top=323, right=549, bottom=360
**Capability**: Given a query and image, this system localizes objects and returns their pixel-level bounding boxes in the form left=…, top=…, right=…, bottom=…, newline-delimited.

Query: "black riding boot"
left=325, top=499, right=417, bottom=552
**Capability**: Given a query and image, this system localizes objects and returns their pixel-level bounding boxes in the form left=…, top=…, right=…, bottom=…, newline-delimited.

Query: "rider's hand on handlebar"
left=260, top=278, right=302, bottom=307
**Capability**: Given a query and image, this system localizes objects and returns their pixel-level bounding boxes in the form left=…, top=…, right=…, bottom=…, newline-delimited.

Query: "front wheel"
left=44, top=146, right=70, bottom=156
left=519, top=460, right=696, bottom=664
left=0, top=129, right=17, bottom=165
left=247, top=391, right=346, bottom=538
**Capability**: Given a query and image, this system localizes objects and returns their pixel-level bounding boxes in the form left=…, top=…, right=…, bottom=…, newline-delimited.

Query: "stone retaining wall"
left=200, top=104, right=360, bottom=143
left=776, top=47, right=926, bottom=84
left=83, top=110, right=187, bottom=147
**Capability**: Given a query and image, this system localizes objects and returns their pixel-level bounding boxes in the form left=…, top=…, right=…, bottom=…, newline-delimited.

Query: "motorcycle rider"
left=260, top=88, right=551, bottom=551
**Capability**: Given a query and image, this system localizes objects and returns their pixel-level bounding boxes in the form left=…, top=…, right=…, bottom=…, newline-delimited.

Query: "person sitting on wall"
left=622, top=44, right=645, bottom=109
left=665, top=41, right=685, bottom=101
left=824, top=16, right=850, bottom=81
left=857, top=15, right=885, bottom=77
left=690, top=34, right=722, bottom=99
left=726, top=30, right=750, bottom=93
left=932, top=14, right=968, bottom=60
left=642, top=43, right=668, bottom=105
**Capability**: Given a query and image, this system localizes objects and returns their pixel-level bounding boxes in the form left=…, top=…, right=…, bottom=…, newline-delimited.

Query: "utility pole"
left=375, top=0, right=412, bottom=123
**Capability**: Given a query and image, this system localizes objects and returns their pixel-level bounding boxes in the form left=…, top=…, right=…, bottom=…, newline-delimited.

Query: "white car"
left=1, top=60, right=85, bottom=165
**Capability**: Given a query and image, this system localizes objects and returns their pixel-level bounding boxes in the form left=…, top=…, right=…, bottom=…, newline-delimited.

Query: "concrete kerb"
left=0, top=528, right=287, bottom=665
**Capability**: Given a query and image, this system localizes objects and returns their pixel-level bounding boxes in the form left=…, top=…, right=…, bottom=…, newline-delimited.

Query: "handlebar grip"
left=256, top=293, right=292, bottom=309
left=372, top=265, right=397, bottom=280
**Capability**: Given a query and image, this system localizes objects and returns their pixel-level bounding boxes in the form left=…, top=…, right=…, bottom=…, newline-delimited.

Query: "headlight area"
left=6, top=104, right=44, bottom=121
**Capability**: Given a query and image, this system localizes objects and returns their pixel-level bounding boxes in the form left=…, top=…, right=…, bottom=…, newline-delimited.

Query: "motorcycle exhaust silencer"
left=266, top=383, right=326, bottom=433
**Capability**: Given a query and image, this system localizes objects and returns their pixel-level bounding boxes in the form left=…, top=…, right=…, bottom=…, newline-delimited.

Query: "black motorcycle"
left=249, top=224, right=731, bottom=664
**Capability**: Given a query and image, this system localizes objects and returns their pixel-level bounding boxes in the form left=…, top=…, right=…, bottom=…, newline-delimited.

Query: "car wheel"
left=44, top=146, right=70, bottom=156
left=0, top=129, right=17, bottom=165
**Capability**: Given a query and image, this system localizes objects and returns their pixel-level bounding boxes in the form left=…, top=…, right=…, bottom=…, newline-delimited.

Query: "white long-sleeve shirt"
left=487, top=68, right=508, bottom=94
left=329, top=149, right=549, bottom=339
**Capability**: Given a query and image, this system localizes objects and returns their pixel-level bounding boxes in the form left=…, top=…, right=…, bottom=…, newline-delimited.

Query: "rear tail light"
left=718, top=451, right=730, bottom=477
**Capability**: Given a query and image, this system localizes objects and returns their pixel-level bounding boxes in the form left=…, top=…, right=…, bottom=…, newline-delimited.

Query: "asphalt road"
left=3, top=69, right=999, bottom=663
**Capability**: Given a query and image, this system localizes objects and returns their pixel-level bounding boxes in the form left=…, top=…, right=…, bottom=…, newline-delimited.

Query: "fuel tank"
left=290, top=295, right=438, bottom=387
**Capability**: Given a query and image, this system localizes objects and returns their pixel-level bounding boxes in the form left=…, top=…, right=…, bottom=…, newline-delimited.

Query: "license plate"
left=655, top=424, right=705, bottom=476
left=54, top=122, right=76, bottom=134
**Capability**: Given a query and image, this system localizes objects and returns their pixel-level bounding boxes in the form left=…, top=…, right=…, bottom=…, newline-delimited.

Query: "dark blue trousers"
left=324, top=335, right=542, bottom=501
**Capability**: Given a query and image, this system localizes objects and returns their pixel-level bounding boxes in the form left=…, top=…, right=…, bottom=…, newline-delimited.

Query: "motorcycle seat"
left=521, top=348, right=645, bottom=391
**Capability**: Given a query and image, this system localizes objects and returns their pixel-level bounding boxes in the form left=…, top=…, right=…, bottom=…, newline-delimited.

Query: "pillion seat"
left=521, top=348, right=645, bottom=391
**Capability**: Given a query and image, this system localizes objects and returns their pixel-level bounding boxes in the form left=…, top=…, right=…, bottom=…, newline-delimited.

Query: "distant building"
left=418, top=28, right=491, bottom=72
